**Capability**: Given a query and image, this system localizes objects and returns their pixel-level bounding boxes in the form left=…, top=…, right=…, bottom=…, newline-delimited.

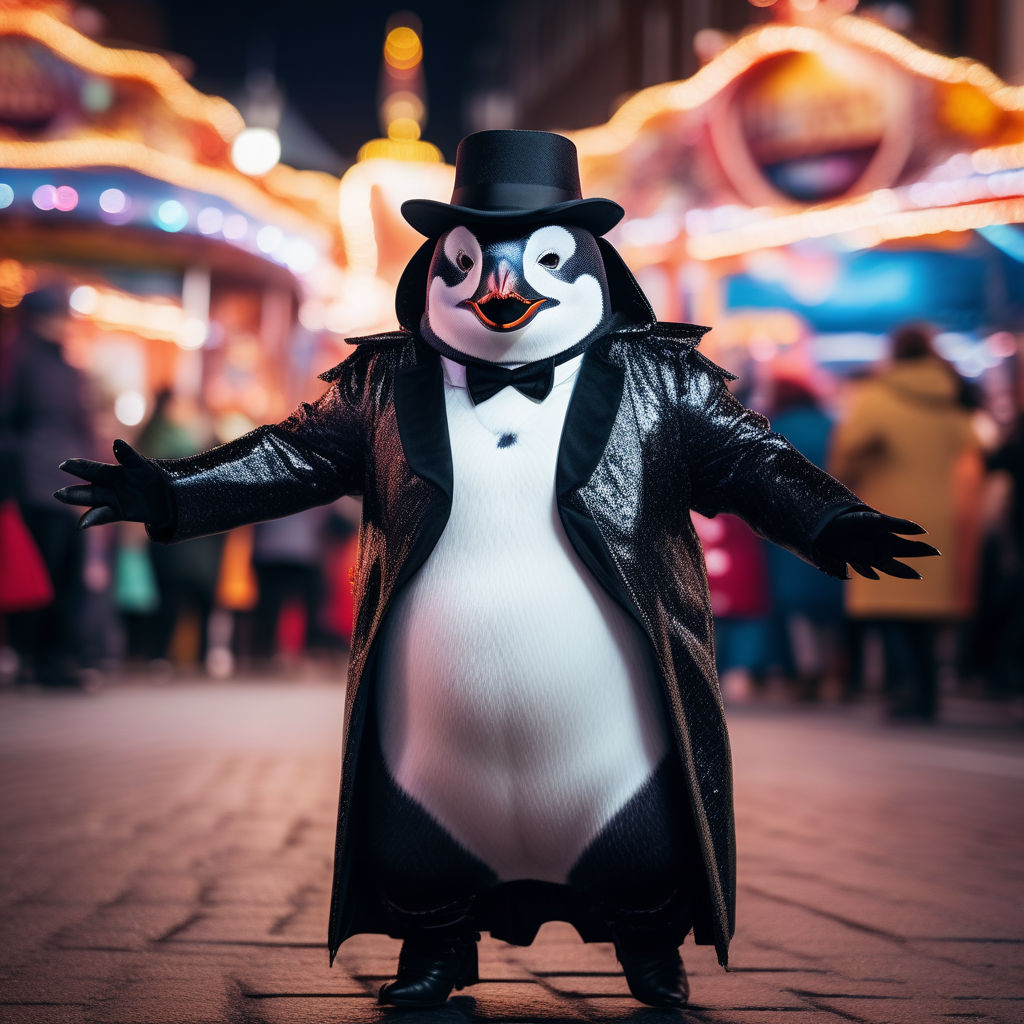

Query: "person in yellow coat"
left=830, top=324, right=983, bottom=719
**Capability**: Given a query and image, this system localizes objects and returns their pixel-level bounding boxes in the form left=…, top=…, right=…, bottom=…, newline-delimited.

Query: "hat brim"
left=401, top=196, right=624, bottom=238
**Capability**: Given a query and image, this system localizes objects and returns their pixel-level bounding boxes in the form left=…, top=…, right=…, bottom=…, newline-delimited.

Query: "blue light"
left=155, top=199, right=188, bottom=233
left=0, top=183, right=13, bottom=209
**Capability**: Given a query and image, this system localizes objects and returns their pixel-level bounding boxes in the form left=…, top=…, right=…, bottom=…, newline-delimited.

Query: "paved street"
left=0, top=678, right=1021, bottom=1024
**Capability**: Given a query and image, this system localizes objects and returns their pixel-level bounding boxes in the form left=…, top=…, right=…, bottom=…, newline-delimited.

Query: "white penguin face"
left=424, top=224, right=610, bottom=364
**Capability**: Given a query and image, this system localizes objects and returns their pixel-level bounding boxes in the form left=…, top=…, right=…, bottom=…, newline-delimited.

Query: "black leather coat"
left=149, top=248, right=860, bottom=967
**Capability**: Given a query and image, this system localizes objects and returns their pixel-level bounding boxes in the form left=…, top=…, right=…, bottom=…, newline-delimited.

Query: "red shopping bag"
left=0, top=499, right=54, bottom=612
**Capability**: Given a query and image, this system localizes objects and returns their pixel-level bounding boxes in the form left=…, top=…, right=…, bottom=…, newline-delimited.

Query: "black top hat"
left=401, top=129, right=624, bottom=238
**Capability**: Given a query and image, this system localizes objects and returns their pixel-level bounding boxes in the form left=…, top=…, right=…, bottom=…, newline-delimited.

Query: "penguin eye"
left=455, top=250, right=474, bottom=272
left=539, top=252, right=560, bottom=269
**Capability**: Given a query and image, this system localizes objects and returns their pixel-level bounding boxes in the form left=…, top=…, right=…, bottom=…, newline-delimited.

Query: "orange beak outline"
left=464, top=293, right=548, bottom=330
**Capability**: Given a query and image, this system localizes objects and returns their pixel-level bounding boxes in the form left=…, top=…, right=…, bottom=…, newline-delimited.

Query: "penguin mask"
left=422, top=223, right=612, bottom=365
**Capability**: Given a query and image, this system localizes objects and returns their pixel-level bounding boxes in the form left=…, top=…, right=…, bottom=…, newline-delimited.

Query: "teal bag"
left=114, top=545, right=160, bottom=613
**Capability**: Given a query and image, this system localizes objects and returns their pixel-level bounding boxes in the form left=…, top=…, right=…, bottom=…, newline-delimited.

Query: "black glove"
left=54, top=439, right=173, bottom=531
left=812, top=508, right=940, bottom=580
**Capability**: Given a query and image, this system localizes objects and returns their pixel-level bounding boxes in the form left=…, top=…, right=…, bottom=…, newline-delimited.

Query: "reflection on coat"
left=146, top=319, right=861, bottom=969
left=830, top=357, right=982, bottom=619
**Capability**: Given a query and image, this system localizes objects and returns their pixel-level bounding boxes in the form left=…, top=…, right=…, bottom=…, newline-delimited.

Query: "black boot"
left=607, top=890, right=691, bottom=1009
left=378, top=931, right=480, bottom=1008
left=614, top=938, right=689, bottom=1008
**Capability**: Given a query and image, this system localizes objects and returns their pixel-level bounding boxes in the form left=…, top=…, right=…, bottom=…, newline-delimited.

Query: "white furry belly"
left=375, top=370, right=669, bottom=884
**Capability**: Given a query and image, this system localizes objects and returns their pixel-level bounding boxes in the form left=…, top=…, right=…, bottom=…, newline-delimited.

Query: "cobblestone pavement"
left=0, top=678, right=1021, bottom=1024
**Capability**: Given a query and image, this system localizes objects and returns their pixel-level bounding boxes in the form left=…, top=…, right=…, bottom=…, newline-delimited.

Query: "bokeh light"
left=222, top=213, right=249, bottom=241
left=99, top=188, right=127, bottom=214
left=32, top=185, right=57, bottom=211
left=69, top=285, right=99, bottom=315
left=0, top=184, right=13, bottom=209
left=384, top=26, right=422, bottom=70
left=114, top=390, right=146, bottom=426
left=256, top=225, right=284, bottom=253
left=197, top=206, right=224, bottom=235
left=54, top=186, right=78, bottom=212
left=177, top=317, right=208, bottom=350
left=280, top=238, right=317, bottom=273
left=231, top=127, right=281, bottom=176
left=155, top=199, right=188, bottom=232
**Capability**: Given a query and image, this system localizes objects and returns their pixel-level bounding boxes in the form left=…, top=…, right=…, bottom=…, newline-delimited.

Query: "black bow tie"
left=465, top=358, right=555, bottom=405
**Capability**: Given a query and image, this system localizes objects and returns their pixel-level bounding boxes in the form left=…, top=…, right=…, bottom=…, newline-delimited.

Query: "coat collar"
left=393, top=341, right=454, bottom=501
left=392, top=334, right=625, bottom=503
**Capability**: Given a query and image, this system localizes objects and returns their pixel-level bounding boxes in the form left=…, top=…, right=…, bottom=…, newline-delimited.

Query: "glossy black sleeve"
left=147, top=350, right=372, bottom=543
left=681, top=352, right=864, bottom=567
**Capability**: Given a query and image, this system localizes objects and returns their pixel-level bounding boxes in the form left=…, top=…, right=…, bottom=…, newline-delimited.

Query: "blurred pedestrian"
left=250, top=504, right=332, bottom=665
left=969, top=412, right=1024, bottom=698
left=765, top=375, right=844, bottom=700
left=694, top=512, right=771, bottom=704
left=830, top=323, right=983, bottom=720
left=131, top=388, right=223, bottom=671
left=0, top=284, right=95, bottom=687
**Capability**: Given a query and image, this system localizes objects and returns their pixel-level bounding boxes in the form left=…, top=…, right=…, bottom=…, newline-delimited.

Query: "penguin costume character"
left=55, top=130, right=938, bottom=1010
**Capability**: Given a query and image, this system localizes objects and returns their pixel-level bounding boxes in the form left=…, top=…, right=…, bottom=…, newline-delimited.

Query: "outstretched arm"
left=55, top=349, right=374, bottom=542
left=681, top=354, right=938, bottom=580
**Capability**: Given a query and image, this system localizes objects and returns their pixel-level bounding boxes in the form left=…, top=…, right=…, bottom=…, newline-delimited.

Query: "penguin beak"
left=460, top=258, right=556, bottom=330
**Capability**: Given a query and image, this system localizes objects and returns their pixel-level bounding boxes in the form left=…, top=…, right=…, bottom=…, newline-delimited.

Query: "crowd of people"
left=1, top=288, right=1021, bottom=721
left=711, top=324, right=1023, bottom=720
left=0, top=286, right=357, bottom=687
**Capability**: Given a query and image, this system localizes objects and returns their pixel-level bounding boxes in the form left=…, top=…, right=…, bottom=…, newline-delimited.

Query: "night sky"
left=94, top=0, right=497, bottom=165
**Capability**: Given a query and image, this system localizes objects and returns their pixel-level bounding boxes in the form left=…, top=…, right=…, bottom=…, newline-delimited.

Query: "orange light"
left=354, top=137, right=443, bottom=164
left=387, top=117, right=422, bottom=141
left=0, top=5, right=243, bottom=139
left=0, top=258, right=34, bottom=308
left=686, top=196, right=1024, bottom=260
left=570, top=16, right=1024, bottom=163
left=384, top=26, right=422, bottom=71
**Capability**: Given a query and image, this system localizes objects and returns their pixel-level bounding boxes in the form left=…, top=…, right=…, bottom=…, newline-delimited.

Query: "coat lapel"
left=556, top=343, right=625, bottom=500
left=393, top=345, right=453, bottom=501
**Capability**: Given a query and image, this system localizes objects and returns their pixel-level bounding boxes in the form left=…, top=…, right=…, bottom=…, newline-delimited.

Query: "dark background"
left=89, top=0, right=496, bottom=163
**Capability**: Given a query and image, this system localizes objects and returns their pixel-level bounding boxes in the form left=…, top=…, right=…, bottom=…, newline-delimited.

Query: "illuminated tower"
left=358, top=13, right=441, bottom=163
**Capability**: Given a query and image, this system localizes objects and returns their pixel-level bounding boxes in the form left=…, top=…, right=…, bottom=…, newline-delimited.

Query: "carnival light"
left=298, top=300, right=326, bottom=332
left=570, top=16, right=1024, bottom=164
left=387, top=118, right=422, bottom=142
left=32, top=185, right=57, bottom=211
left=222, top=213, right=249, bottom=240
left=99, top=188, right=127, bottom=214
left=231, top=127, right=281, bottom=177
left=155, top=199, right=188, bottom=232
left=80, top=77, right=114, bottom=113
left=686, top=196, right=1024, bottom=260
left=256, top=224, right=284, bottom=253
left=0, top=139, right=332, bottom=245
left=280, top=238, right=317, bottom=273
left=0, top=259, right=33, bottom=308
left=69, top=285, right=99, bottom=315
left=54, top=186, right=78, bottom=212
left=177, top=317, right=208, bottom=350
left=114, top=390, right=146, bottom=427
left=0, top=184, right=12, bottom=209
left=196, top=206, right=224, bottom=235
left=384, top=26, right=423, bottom=71
left=987, top=331, right=1018, bottom=358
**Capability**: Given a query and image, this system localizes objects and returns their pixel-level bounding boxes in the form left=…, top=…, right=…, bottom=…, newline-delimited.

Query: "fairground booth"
left=569, top=0, right=1024, bottom=413
left=0, top=0, right=345, bottom=435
